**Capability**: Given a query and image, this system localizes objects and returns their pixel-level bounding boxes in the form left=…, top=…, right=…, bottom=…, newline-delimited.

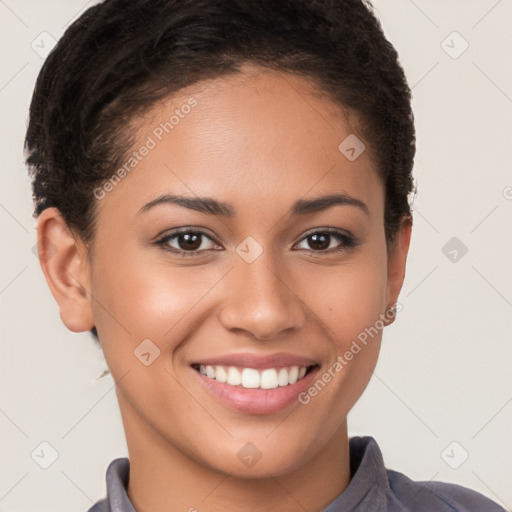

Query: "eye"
left=294, top=229, right=357, bottom=253
left=156, top=229, right=221, bottom=255
left=155, top=227, right=357, bottom=257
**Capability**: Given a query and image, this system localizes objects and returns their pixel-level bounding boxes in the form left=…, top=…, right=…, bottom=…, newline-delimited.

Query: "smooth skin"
left=37, top=64, right=412, bottom=512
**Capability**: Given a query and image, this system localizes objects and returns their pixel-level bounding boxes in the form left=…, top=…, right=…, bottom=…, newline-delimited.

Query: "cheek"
left=290, top=249, right=388, bottom=434
left=89, top=247, right=220, bottom=430
left=298, top=249, right=388, bottom=348
left=89, top=241, right=230, bottom=355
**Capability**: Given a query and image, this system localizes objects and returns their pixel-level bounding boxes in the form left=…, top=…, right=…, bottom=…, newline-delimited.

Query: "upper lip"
left=191, top=352, right=318, bottom=369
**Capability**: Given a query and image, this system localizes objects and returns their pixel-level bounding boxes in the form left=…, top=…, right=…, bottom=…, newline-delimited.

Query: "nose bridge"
left=219, top=245, right=305, bottom=339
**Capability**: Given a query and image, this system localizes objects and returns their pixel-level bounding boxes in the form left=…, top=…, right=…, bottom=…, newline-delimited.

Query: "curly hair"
left=25, top=0, right=416, bottom=341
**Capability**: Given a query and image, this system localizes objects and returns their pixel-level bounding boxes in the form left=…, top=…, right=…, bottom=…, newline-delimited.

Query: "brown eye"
left=157, top=229, right=219, bottom=254
left=295, top=230, right=356, bottom=252
left=176, top=232, right=203, bottom=251
left=307, top=233, right=331, bottom=250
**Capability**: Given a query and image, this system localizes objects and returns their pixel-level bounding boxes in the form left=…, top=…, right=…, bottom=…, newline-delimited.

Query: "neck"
left=121, top=397, right=351, bottom=512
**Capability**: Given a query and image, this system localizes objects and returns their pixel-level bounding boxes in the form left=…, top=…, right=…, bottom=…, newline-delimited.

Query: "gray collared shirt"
left=87, top=436, right=505, bottom=511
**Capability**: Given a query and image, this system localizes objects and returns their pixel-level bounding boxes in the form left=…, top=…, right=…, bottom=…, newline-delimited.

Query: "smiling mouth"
left=191, top=363, right=318, bottom=390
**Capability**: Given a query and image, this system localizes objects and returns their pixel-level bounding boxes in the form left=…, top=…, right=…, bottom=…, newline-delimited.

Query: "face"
left=39, top=64, right=411, bottom=478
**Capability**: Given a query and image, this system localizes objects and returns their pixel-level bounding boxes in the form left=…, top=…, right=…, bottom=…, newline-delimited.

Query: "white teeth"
left=227, top=366, right=242, bottom=386
left=277, top=367, right=289, bottom=386
left=196, top=364, right=310, bottom=389
left=260, top=369, right=278, bottom=389
left=215, top=365, right=227, bottom=383
left=241, top=368, right=260, bottom=388
left=288, top=366, right=299, bottom=385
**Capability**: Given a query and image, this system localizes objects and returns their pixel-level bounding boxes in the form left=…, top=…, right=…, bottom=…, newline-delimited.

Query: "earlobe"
left=36, top=207, right=95, bottom=333
left=385, top=215, right=413, bottom=326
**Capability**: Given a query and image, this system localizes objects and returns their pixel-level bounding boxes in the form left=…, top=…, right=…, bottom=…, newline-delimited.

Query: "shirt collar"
left=322, top=436, right=390, bottom=511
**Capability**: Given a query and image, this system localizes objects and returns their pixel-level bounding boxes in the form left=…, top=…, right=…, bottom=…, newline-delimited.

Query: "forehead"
left=95, top=65, right=383, bottom=220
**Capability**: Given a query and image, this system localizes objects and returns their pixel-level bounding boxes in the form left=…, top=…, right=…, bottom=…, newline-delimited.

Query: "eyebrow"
left=138, top=193, right=369, bottom=217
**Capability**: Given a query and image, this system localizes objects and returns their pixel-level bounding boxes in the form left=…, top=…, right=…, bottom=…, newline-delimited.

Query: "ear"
left=385, top=215, right=413, bottom=326
left=35, top=207, right=95, bottom=333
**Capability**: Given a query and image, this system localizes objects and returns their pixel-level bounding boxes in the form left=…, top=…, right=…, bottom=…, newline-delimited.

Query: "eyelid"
left=155, top=227, right=222, bottom=255
left=297, top=226, right=354, bottom=240
left=293, top=227, right=357, bottom=251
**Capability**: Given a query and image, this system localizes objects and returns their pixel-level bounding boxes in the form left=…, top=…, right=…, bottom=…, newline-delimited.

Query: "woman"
left=25, top=0, right=506, bottom=510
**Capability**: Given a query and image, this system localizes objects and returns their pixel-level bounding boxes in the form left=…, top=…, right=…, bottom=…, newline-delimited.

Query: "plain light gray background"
left=1, top=1, right=511, bottom=511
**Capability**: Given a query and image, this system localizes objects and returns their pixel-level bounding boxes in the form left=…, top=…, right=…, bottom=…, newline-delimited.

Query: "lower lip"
left=191, top=366, right=320, bottom=415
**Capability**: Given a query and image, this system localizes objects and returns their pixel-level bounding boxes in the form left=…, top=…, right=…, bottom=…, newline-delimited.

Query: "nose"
left=218, top=250, right=306, bottom=341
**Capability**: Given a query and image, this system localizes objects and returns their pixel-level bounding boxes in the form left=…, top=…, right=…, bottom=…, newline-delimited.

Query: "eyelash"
left=154, top=227, right=358, bottom=257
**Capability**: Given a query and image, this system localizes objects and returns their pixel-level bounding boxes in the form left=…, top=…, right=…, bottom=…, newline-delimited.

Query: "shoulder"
left=86, top=498, right=109, bottom=512
left=345, top=436, right=506, bottom=512
left=85, top=457, right=132, bottom=512
left=386, top=468, right=506, bottom=512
